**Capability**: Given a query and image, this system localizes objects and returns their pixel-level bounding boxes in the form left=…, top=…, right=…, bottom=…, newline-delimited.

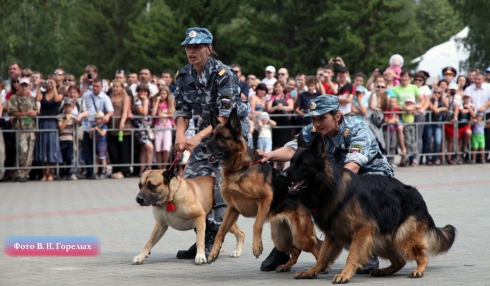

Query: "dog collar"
left=223, top=158, right=262, bottom=177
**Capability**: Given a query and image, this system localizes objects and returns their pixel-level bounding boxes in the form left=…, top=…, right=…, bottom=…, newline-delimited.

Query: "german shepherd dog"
left=281, top=132, right=456, bottom=284
left=203, top=108, right=322, bottom=272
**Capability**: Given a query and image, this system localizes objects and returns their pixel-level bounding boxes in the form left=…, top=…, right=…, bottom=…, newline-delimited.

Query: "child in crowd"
left=151, top=87, right=174, bottom=169
left=90, top=111, right=108, bottom=179
left=471, top=112, right=487, bottom=164
left=387, top=54, right=403, bottom=86
left=57, top=98, right=75, bottom=180
left=457, top=94, right=474, bottom=163
left=402, top=96, right=417, bottom=166
left=384, top=97, right=399, bottom=165
left=352, top=85, right=368, bottom=122
left=257, top=112, right=276, bottom=153
left=295, top=76, right=320, bottom=126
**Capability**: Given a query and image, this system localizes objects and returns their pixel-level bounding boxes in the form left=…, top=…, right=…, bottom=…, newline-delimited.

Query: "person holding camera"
left=80, top=65, right=109, bottom=96
left=34, top=76, right=63, bottom=181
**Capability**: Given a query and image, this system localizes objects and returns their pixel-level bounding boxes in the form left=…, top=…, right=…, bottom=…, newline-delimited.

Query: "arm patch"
left=221, top=95, right=232, bottom=108
left=349, top=145, right=362, bottom=154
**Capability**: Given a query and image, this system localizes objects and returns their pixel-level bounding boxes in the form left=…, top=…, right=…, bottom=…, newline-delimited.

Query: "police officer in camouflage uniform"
left=174, top=27, right=250, bottom=260
left=257, top=95, right=392, bottom=272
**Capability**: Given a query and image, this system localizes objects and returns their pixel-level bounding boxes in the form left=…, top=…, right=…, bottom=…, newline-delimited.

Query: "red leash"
left=168, top=151, right=192, bottom=177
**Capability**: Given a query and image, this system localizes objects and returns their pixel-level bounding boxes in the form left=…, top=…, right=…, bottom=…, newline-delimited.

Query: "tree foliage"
left=0, top=0, right=470, bottom=80
left=451, top=0, right=490, bottom=70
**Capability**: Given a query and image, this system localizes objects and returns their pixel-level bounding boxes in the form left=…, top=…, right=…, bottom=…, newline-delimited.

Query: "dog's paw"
left=132, top=254, right=147, bottom=265
left=252, top=240, right=263, bottom=258
left=332, top=273, right=350, bottom=284
left=230, top=250, right=241, bottom=258
left=409, top=269, right=424, bottom=278
left=275, top=265, right=291, bottom=273
left=195, top=253, right=207, bottom=265
left=371, top=268, right=387, bottom=277
left=294, top=270, right=318, bottom=279
left=207, top=250, right=219, bottom=264
left=319, top=267, right=329, bottom=275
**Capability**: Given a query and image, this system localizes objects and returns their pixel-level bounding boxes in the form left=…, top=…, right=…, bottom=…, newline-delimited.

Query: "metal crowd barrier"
left=0, top=112, right=487, bottom=173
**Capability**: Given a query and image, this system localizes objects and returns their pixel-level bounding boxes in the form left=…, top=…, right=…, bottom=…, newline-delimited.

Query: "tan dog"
left=133, top=169, right=245, bottom=265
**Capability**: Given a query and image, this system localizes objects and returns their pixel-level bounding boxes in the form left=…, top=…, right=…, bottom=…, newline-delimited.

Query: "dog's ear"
left=310, top=133, right=326, bottom=156
left=297, top=132, right=307, bottom=148
left=210, top=109, right=220, bottom=129
left=163, top=170, right=176, bottom=184
left=225, top=108, right=242, bottom=136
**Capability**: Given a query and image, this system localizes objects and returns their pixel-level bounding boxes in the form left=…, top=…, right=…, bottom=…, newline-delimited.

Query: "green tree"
left=417, top=0, right=464, bottom=53
left=451, top=0, right=490, bottom=70
left=125, top=0, right=186, bottom=75
left=65, top=0, right=146, bottom=79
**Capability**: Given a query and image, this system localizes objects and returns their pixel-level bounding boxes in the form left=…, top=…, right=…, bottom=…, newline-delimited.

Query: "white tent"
left=411, top=27, right=470, bottom=83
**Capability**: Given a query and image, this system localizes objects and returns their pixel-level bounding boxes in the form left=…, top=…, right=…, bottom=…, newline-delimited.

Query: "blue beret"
left=303, top=95, right=339, bottom=117
left=181, top=27, right=213, bottom=46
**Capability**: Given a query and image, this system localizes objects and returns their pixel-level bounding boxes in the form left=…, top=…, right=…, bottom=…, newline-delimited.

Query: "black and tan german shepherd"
left=281, top=132, right=456, bottom=284
left=203, top=108, right=322, bottom=272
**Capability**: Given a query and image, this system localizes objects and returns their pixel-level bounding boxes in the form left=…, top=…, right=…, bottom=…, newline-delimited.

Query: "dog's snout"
left=136, top=194, right=145, bottom=205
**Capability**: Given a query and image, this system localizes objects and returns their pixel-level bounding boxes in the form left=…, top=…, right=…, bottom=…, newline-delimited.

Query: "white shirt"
left=130, top=82, right=158, bottom=97
left=261, top=77, right=277, bottom=88
left=338, top=93, right=352, bottom=115
left=464, top=83, right=490, bottom=113
left=419, top=85, right=431, bottom=97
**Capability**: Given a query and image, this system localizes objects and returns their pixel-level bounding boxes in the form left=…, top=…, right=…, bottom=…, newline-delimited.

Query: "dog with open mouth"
left=202, top=108, right=323, bottom=273
left=280, top=132, right=457, bottom=284
left=133, top=169, right=245, bottom=265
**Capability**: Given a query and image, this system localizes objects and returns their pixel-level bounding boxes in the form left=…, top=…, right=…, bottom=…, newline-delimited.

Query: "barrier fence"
left=0, top=112, right=488, bottom=173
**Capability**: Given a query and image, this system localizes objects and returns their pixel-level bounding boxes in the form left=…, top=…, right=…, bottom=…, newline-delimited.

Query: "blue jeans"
left=423, top=124, right=442, bottom=162
left=257, top=138, right=272, bottom=153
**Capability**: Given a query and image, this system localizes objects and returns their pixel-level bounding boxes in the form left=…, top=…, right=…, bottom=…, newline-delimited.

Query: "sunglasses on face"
left=12, top=81, right=20, bottom=84
left=55, top=72, right=64, bottom=76
left=377, top=86, right=386, bottom=89
left=21, top=74, right=32, bottom=77
left=433, top=92, right=442, bottom=94
left=414, top=78, right=423, bottom=82
left=157, top=83, right=165, bottom=87
left=116, top=69, right=125, bottom=74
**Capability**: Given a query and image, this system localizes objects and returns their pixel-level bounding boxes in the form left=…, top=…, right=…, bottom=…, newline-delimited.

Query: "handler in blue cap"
left=257, top=94, right=393, bottom=273
left=174, top=27, right=250, bottom=261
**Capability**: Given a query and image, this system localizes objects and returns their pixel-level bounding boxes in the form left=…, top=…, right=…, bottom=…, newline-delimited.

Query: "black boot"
left=204, top=220, right=220, bottom=258
left=176, top=220, right=220, bottom=259
left=356, top=255, right=379, bottom=274
left=176, top=243, right=197, bottom=259
left=260, top=248, right=290, bottom=271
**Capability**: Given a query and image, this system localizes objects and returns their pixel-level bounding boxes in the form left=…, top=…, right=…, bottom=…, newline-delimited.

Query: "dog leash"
left=168, top=151, right=192, bottom=177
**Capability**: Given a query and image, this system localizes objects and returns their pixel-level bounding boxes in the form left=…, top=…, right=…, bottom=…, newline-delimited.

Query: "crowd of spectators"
left=1, top=55, right=490, bottom=182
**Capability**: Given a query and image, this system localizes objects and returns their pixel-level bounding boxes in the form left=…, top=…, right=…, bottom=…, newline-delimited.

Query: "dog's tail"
left=427, top=224, right=457, bottom=256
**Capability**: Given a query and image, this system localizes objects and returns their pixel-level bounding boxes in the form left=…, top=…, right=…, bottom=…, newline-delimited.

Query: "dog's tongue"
left=288, top=181, right=304, bottom=191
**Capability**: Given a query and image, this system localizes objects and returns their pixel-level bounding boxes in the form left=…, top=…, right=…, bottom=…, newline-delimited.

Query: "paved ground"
left=1, top=164, right=490, bottom=285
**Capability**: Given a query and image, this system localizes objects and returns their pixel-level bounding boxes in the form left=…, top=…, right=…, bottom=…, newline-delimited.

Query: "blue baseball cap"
left=181, top=27, right=213, bottom=46
left=356, top=85, right=366, bottom=93
left=303, top=95, right=339, bottom=117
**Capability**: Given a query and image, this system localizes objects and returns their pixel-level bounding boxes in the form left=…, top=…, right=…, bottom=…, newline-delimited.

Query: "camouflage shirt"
left=285, top=116, right=394, bottom=177
left=8, top=94, right=39, bottom=130
left=173, top=57, right=250, bottom=138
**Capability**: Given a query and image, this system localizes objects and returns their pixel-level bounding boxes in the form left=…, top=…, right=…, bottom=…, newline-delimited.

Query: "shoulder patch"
left=349, top=145, right=362, bottom=154
left=343, top=128, right=350, bottom=137
left=221, top=95, right=232, bottom=108
left=219, top=69, right=226, bottom=76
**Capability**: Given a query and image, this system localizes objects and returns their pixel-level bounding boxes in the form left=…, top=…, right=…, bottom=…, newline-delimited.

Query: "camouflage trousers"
left=16, top=132, right=36, bottom=178
left=183, top=139, right=226, bottom=223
